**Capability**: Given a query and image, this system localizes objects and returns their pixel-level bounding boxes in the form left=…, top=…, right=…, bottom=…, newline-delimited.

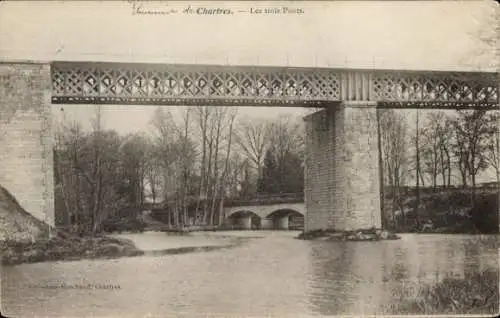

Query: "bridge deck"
left=51, top=61, right=499, bottom=109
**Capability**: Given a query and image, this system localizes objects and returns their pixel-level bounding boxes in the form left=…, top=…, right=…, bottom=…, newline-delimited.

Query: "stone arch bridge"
left=0, top=60, right=497, bottom=233
left=224, top=202, right=305, bottom=230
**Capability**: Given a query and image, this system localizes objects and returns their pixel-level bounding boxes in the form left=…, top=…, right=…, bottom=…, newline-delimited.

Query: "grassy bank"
left=0, top=231, right=144, bottom=266
left=386, top=268, right=499, bottom=315
left=387, top=189, right=499, bottom=234
left=1, top=184, right=145, bottom=266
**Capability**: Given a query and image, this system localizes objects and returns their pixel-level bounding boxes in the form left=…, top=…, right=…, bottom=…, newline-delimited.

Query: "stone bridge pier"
left=0, top=62, right=54, bottom=226
left=304, top=103, right=381, bottom=232
left=277, top=216, right=289, bottom=230
left=239, top=214, right=253, bottom=230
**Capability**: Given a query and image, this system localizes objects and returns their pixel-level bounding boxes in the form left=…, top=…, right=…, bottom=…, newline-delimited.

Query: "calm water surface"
left=1, top=231, right=498, bottom=317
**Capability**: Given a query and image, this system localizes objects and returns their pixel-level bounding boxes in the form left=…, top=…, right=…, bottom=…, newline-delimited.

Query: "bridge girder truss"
left=51, top=62, right=499, bottom=109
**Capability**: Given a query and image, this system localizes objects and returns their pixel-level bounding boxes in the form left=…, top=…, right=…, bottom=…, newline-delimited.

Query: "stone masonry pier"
left=304, top=104, right=381, bottom=232
left=0, top=62, right=54, bottom=226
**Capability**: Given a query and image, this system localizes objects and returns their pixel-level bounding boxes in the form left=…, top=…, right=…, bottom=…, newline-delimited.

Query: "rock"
left=354, top=232, right=374, bottom=241
left=366, top=234, right=378, bottom=241
left=378, top=230, right=389, bottom=240
left=387, top=233, right=401, bottom=240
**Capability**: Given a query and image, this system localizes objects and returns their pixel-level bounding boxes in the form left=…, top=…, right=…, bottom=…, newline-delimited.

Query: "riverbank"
left=0, top=230, right=254, bottom=266
left=413, top=221, right=499, bottom=234
left=0, top=232, right=145, bottom=266
left=387, top=189, right=498, bottom=234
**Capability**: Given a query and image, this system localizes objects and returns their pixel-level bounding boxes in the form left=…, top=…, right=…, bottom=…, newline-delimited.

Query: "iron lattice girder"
left=51, top=61, right=499, bottom=108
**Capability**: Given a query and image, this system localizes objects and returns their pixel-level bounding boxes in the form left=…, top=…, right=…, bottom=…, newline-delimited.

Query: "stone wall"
left=304, top=109, right=337, bottom=231
left=0, top=62, right=54, bottom=226
left=304, top=104, right=381, bottom=232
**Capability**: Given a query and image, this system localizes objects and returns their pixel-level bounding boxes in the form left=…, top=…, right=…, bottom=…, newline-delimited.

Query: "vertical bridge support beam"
left=0, top=62, right=54, bottom=227
left=260, top=218, right=273, bottom=230
left=278, top=216, right=289, bottom=230
left=240, top=215, right=252, bottom=230
left=304, top=102, right=381, bottom=232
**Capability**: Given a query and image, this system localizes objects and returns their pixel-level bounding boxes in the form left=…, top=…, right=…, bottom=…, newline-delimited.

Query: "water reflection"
left=1, top=232, right=498, bottom=317
left=308, top=241, right=380, bottom=315
left=307, top=234, right=498, bottom=316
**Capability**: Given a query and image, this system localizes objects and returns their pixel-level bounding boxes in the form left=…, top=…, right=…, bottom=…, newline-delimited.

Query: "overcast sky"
left=0, top=0, right=497, bottom=135
left=1, top=1, right=496, bottom=69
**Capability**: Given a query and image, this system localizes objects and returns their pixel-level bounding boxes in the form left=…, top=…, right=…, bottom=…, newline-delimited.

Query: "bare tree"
left=208, top=107, right=238, bottom=225
left=414, top=109, right=421, bottom=228
left=454, top=125, right=469, bottom=188
left=193, top=106, right=210, bottom=224
left=88, top=106, right=103, bottom=234
left=119, top=133, right=149, bottom=207
left=420, top=112, right=454, bottom=190
left=216, top=111, right=237, bottom=225
left=54, top=106, right=127, bottom=234
left=269, top=115, right=304, bottom=163
left=149, top=107, right=182, bottom=225
left=453, top=110, right=494, bottom=209
left=485, top=111, right=500, bottom=183
left=143, top=140, right=162, bottom=204
left=379, top=109, right=409, bottom=225
left=258, top=115, right=304, bottom=195
left=180, top=108, right=192, bottom=226
left=234, top=117, right=272, bottom=183
left=53, top=115, right=85, bottom=228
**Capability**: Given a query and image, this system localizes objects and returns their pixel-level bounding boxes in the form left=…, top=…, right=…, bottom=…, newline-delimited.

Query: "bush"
left=388, top=190, right=498, bottom=234
left=471, top=193, right=499, bottom=234
left=389, top=268, right=499, bottom=315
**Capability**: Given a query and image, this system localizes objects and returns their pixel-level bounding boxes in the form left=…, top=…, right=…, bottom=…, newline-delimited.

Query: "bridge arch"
left=264, top=208, right=304, bottom=219
left=262, top=208, right=305, bottom=230
left=225, top=210, right=261, bottom=230
left=223, top=203, right=305, bottom=230
left=224, top=202, right=305, bottom=220
left=226, top=209, right=259, bottom=219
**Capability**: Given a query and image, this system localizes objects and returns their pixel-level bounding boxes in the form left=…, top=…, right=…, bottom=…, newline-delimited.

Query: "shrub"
left=389, top=268, right=499, bottom=315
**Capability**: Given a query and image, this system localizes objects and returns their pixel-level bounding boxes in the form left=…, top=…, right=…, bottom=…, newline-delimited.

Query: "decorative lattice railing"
left=51, top=61, right=499, bottom=109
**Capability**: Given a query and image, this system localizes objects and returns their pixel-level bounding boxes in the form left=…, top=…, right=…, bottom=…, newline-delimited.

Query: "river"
left=1, top=231, right=498, bottom=317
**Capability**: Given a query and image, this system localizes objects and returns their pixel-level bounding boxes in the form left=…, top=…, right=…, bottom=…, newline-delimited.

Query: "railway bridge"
left=0, top=61, right=498, bottom=232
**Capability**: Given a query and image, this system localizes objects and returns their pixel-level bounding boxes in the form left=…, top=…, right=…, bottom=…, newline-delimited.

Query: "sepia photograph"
left=0, top=0, right=499, bottom=317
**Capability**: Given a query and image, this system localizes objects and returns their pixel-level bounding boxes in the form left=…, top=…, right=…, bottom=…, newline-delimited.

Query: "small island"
left=297, top=227, right=400, bottom=241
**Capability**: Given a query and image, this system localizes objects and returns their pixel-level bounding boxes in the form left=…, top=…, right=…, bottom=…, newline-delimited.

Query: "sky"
left=1, top=1, right=496, bottom=69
